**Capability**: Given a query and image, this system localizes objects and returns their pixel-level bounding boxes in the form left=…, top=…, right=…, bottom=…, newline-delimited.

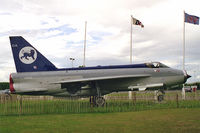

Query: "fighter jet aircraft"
left=9, top=36, right=191, bottom=106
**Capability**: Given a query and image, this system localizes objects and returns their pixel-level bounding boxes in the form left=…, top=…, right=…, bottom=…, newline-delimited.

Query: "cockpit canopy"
left=145, top=62, right=169, bottom=68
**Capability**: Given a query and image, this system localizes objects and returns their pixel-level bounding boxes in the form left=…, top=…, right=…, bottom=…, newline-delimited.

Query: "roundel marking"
left=19, top=46, right=37, bottom=64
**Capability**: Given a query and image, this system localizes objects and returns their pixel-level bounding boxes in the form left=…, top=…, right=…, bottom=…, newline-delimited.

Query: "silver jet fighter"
left=9, top=36, right=191, bottom=106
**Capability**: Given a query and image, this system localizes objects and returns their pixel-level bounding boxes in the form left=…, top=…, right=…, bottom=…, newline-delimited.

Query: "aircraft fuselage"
left=10, top=65, right=185, bottom=97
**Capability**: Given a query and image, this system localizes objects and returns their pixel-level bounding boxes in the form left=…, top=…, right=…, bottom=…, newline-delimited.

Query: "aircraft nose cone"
left=186, top=74, right=191, bottom=79
left=183, top=70, right=191, bottom=83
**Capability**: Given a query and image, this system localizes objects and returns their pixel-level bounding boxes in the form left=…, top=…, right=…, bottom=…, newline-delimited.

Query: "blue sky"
left=0, top=0, right=200, bottom=83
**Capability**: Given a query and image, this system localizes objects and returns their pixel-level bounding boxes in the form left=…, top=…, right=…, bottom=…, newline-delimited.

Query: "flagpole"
left=129, top=15, right=133, bottom=99
left=83, top=21, right=87, bottom=67
left=130, top=15, right=133, bottom=64
left=183, top=11, right=185, bottom=71
left=182, top=10, right=186, bottom=100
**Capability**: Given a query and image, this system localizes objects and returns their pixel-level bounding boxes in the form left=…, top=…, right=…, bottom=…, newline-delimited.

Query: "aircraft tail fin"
left=9, top=36, right=57, bottom=72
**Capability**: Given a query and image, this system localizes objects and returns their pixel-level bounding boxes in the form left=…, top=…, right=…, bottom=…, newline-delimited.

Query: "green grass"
left=1, top=108, right=200, bottom=133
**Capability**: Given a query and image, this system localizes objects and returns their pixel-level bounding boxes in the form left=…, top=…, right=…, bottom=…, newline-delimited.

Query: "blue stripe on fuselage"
left=58, top=63, right=147, bottom=71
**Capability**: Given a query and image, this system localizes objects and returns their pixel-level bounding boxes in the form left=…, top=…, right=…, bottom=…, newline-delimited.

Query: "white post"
left=182, top=11, right=186, bottom=100
left=129, top=15, right=133, bottom=99
left=83, top=21, right=87, bottom=67
left=183, top=11, right=185, bottom=72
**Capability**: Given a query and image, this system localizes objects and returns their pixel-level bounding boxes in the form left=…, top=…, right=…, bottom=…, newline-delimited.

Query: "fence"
left=0, top=91, right=200, bottom=116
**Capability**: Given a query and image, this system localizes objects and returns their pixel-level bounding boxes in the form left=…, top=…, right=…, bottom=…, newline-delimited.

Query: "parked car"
left=0, top=89, right=10, bottom=95
left=184, top=86, right=192, bottom=92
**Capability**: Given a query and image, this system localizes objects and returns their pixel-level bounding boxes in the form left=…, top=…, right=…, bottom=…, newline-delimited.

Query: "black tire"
left=157, top=95, right=164, bottom=102
left=95, top=97, right=105, bottom=107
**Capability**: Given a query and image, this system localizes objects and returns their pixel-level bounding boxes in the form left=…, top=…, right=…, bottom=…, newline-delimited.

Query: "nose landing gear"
left=155, top=89, right=165, bottom=102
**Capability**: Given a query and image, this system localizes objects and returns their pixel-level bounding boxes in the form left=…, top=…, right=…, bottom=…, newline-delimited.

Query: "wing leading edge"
left=53, top=74, right=150, bottom=84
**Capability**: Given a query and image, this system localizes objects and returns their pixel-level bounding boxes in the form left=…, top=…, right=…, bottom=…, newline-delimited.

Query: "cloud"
left=0, top=0, right=199, bottom=83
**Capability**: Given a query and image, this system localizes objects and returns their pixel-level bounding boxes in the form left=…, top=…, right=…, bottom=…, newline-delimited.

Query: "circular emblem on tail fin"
left=19, top=46, right=37, bottom=64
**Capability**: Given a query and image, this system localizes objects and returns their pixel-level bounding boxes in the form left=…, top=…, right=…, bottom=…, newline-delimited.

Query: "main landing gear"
left=89, top=82, right=105, bottom=107
left=90, top=96, right=105, bottom=107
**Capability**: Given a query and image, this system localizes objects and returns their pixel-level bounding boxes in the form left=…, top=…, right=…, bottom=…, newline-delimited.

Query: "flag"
left=184, top=12, right=199, bottom=25
left=131, top=16, right=144, bottom=28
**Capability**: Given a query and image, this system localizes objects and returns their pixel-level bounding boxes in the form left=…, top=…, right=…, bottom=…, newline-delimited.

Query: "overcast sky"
left=0, top=0, right=200, bottom=82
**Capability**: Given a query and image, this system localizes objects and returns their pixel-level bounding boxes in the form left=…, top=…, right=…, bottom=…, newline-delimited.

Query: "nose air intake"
left=183, top=70, right=191, bottom=83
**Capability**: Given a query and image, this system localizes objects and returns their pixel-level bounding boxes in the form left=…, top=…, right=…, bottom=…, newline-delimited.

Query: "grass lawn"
left=1, top=108, right=200, bottom=133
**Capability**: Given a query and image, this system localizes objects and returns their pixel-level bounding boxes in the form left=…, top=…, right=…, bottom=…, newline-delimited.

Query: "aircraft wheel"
left=95, top=97, right=105, bottom=107
left=157, top=95, right=164, bottom=102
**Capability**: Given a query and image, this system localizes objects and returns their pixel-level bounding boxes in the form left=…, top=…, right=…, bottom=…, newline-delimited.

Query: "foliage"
left=0, top=82, right=9, bottom=90
left=186, top=82, right=200, bottom=88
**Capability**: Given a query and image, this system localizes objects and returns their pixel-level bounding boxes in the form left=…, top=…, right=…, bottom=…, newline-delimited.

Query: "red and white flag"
left=131, top=16, right=144, bottom=28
